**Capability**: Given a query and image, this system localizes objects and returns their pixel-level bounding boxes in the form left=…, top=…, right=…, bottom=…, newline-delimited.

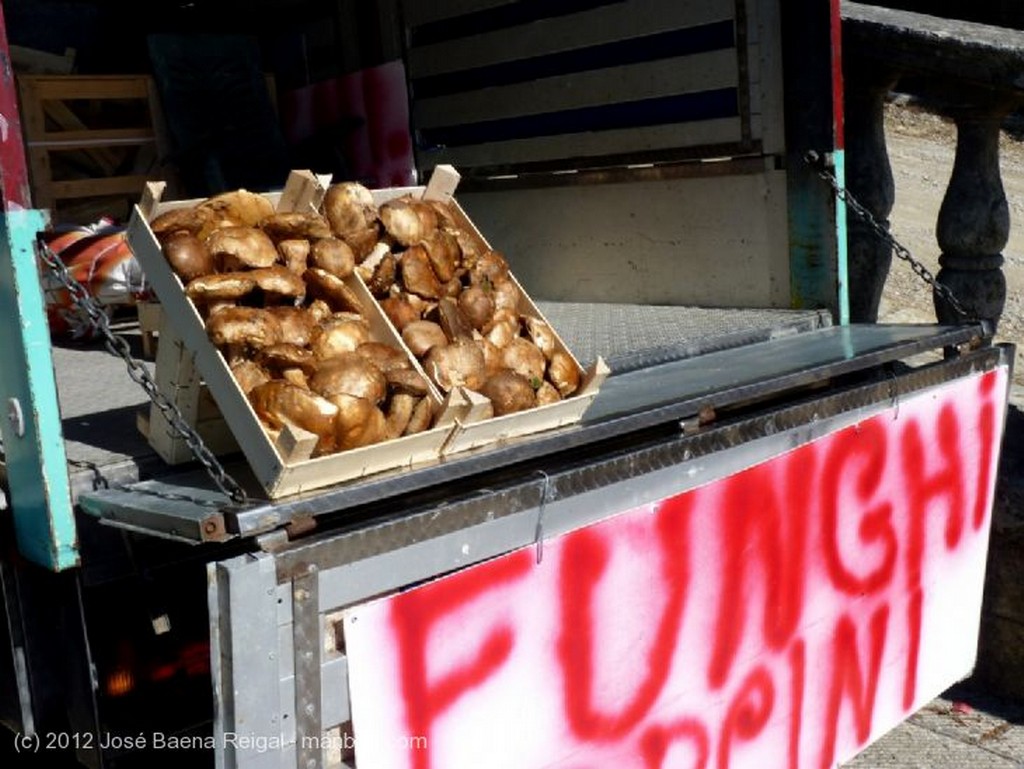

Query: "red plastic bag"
left=39, top=220, right=150, bottom=340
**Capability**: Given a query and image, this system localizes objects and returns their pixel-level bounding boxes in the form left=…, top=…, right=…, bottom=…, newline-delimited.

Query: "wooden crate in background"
left=17, top=74, right=171, bottom=223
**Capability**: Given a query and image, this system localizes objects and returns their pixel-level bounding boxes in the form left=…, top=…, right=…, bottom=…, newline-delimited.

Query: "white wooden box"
left=127, top=171, right=456, bottom=499
left=372, top=166, right=607, bottom=456
left=127, top=166, right=605, bottom=499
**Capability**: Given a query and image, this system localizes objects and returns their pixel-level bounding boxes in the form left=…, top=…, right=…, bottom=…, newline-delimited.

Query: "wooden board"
left=17, top=74, right=164, bottom=217
left=127, top=170, right=454, bottom=499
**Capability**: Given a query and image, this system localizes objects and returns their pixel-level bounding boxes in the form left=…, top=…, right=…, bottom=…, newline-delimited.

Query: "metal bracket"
left=6, top=397, right=24, bottom=437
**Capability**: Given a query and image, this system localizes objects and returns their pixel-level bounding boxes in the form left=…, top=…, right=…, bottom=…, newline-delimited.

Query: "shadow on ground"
left=966, top=402, right=1024, bottom=704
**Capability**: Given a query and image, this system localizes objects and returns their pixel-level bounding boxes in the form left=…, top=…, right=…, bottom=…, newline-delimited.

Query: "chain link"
left=37, top=237, right=249, bottom=506
left=803, top=150, right=977, bottom=322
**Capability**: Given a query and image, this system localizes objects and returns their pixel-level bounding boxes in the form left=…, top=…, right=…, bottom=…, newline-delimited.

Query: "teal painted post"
left=781, top=0, right=844, bottom=320
left=0, top=209, right=78, bottom=570
left=833, top=149, right=851, bottom=325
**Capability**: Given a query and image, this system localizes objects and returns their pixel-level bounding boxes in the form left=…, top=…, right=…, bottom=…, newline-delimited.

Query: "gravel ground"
left=878, top=100, right=1024, bottom=386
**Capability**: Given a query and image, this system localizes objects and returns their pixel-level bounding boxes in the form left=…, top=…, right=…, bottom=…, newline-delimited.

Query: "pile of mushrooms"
left=149, top=188, right=437, bottom=456
left=334, top=186, right=582, bottom=417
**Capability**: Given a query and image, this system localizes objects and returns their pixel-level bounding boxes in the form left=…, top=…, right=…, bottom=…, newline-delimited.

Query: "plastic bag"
left=39, top=219, right=150, bottom=340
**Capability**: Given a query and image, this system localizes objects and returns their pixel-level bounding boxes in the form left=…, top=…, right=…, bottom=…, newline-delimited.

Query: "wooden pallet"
left=17, top=74, right=169, bottom=221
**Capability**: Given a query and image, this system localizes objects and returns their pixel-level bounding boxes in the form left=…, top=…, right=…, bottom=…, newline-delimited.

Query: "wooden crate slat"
left=23, top=75, right=153, bottom=100
left=24, top=149, right=54, bottom=209
left=41, top=99, right=121, bottom=174
left=29, top=128, right=156, bottom=148
left=49, top=175, right=151, bottom=200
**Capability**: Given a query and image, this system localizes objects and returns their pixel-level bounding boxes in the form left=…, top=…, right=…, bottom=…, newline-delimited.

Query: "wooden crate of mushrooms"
left=126, top=165, right=605, bottom=499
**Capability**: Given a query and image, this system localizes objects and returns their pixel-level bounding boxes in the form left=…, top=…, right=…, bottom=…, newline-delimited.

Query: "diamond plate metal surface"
left=537, top=301, right=831, bottom=370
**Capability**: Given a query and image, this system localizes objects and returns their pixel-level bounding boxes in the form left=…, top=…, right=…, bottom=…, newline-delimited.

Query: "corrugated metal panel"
left=422, top=117, right=745, bottom=172
left=406, top=1, right=736, bottom=76
left=401, top=0, right=755, bottom=176
left=413, top=50, right=739, bottom=129
left=403, top=0, right=526, bottom=28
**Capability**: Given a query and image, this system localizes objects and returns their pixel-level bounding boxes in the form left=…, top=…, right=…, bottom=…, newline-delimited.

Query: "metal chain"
left=803, top=150, right=977, bottom=322
left=37, top=237, right=249, bottom=506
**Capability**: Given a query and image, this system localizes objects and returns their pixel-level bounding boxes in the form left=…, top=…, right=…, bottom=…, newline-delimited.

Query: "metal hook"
left=533, top=470, right=552, bottom=565
left=888, top=368, right=901, bottom=421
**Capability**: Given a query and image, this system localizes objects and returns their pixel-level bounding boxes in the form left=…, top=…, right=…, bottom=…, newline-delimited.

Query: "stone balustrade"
left=841, top=1, right=1024, bottom=326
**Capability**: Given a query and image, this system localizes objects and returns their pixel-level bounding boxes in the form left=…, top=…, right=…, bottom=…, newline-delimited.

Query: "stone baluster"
left=844, top=63, right=900, bottom=322
left=933, top=95, right=1017, bottom=327
left=841, top=1, right=1024, bottom=329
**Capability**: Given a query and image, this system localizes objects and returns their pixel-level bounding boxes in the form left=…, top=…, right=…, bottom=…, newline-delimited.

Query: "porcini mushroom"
left=197, top=189, right=275, bottom=228
left=310, top=352, right=388, bottom=405
left=323, top=181, right=378, bottom=237
left=206, top=307, right=283, bottom=349
left=399, top=245, right=445, bottom=299
left=502, top=337, right=547, bottom=385
left=423, top=338, right=486, bottom=392
left=480, top=369, right=537, bottom=416
left=163, top=231, right=216, bottom=282
left=329, top=393, right=389, bottom=451
left=379, top=196, right=439, bottom=246
left=260, top=211, right=333, bottom=242
left=248, top=266, right=307, bottom=300
left=548, top=350, right=581, bottom=396
left=277, top=239, right=311, bottom=276
left=265, top=305, right=319, bottom=347
left=379, top=295, right=422, bottom=331
left=304, top=267, right=364, bottom=314
left=310, top=316, right=371, bottom=360
left=356, top=341, right=412, bottom=373
left=206, top=226, right=279, bottom=269
left=249, top=380, right=338, bottom=455
left=310, top=238, right=356, bottom=278
left=401, top=320, right=448, bottom=358
left=185, top=272, right=257, bottom=303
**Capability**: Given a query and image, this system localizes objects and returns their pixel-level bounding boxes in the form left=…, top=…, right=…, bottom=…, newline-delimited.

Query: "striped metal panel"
left=403, top=0, right=522, bottom=27
left=402, top=0, right=755, bottom=177
left=429, top=117, right=745, bottom=171
left=406, top=1, right=736, bottom=77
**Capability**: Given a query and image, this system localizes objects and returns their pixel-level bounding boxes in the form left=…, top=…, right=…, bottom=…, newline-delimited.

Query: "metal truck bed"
left=50, top=304, right=828, bottom=500
left=42, top=302, right=994, bottom=546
